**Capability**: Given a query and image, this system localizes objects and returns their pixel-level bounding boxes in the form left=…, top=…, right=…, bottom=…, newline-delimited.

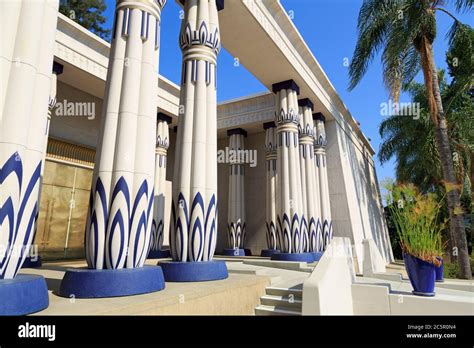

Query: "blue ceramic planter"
left=403, top=253, right=436, bottom=296
left=435, top=257, right=444, bottom=282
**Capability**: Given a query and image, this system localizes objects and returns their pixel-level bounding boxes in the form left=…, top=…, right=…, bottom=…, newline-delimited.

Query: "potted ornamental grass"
left=386, top=184, right=445, bottom=296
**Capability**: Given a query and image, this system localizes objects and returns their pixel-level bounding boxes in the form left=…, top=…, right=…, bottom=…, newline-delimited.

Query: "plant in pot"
left=385, top=183, right=444, bottom=296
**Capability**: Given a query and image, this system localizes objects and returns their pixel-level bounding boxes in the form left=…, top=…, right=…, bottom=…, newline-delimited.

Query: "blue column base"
left=222, top=248, right=245, bottom=256
left=0, top=275, right=49, bottom=315
left=147, top=249, right=171, bottom=259
left=21, top=255, right=42, bottom=268
left=311, top=251, right=324, bottom=261
left=58, top=265, right=165, bottom=298
left=260, top=249, right=280, bottom=257
left=412, top=290, right=436, bottom=297
left=244, top=248, right=253, bottom=256
left=270, top=252, right=314, bottom=263
left=159, top=261, right=228, bottom=282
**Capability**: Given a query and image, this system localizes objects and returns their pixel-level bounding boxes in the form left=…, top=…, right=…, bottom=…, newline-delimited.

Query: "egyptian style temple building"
left=1, top=0, right=393, bottom=288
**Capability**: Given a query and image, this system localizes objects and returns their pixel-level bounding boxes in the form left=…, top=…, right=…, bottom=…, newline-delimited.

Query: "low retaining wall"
left=302, top=237, right=356, bottom=315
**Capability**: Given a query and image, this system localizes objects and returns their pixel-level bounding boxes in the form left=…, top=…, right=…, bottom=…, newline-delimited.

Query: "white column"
left=297, top=99, right=321, bottom=253
left=41, top=62, right=63, bottom=175
left=170, top=0, right=223, bottom=262
left=85, top=0, right=166, bottom=270
left=314, top=112, right=333, bottom=250
left=0, top=0, right=60, bottom=279
left=150, top=113, right=171, bottom=254
left=272, top=80, right=304, bottom=254
left=227, top=128, right=247, bottom=250
left=264, top=122, right=279, bottom=251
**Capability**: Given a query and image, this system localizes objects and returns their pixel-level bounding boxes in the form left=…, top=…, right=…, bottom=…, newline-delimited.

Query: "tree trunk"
left=419, top=37, right=472, bottom=279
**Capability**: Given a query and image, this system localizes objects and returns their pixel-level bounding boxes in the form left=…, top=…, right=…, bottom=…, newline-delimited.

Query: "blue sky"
left=102, top=0, right=473, bottom=188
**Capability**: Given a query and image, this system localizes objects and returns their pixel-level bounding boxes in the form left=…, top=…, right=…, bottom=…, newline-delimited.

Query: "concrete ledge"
left=352, top=283, right=390, bottom=315
left=243, top=259, right=314, bottom=273
left=302, top=237, right=356, bottom=315
left=362, top=238, right=387, bottom=277
left=21, top=260, right=271, bottom=315
left=366, top=272, right=474, bottom=292
left=388, top=291, right=474, bottom=315
left=353, top=276, right=474, bottom=315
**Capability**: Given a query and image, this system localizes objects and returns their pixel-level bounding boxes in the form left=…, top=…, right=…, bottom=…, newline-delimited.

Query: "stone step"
left=265, top=286, right=303, bottom=299
left=243, top=259, right=315, bottom=273
left=254, top=304, right=301, bottom=316
left=260, top=294, right=302, bottom=309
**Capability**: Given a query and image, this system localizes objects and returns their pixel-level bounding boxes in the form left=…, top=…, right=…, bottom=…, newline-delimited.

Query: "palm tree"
left=379, top=71, right=473, bottom=205
left=349, top=0, right=473, bottom=278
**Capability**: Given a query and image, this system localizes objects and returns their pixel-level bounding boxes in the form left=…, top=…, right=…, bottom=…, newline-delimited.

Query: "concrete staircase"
left=225, top=259, right=313, bottom=316
left=254, top=284, right=303, bottom=315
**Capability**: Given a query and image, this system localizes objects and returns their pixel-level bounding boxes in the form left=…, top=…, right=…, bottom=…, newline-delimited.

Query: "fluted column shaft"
left=264, top=122, right=279, bottom=250
left=41, top=62, right=63, bottom=176
left=150, top=113, right=171, bottom=253
left=0, top=0, right=59, bottom=279
left=170, top=0, right=223, bottom=262
left=227, top=128, right=247, bottom=250
left=314, top=113, right=333, bottom=250
left=272, top=80, right=304, bottom=254
left=297, top=99, right=321, bottom=252
left=85, top=0, right=166, bottom=270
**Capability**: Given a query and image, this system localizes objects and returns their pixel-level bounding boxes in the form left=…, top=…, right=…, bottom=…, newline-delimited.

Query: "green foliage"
left=59, top=0, right=111, bottom=41
left=443, top=261, right=460, bottom=278
left=384, top=182, right=445, bottom=266
left=445, top=23, right=474, bottom=112
left=443, top=254, right=474, bottom=278
left=378, top=72, right=474, bottom=197
left=349, top=0, right=474, bottom=98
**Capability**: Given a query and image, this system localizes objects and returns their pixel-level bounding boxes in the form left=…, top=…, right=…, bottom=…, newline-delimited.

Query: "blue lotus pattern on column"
left=150, top=216, right=164, bottom=252
left=227, top=220, right=246, bottom=250
left=316, top=218, right=323, bottom=252
left=308, top=217, right=318, bottom=252
left=322, top=219, right=332, bottom=250
left=265, top=221, right=278, bottom=250
left=300, top=215, right=309, bottom=252
left=277, top=213, right=302, bottom=253
left=86, top=176, right=154, bottom=269
left=0, top=153, right=41, bottom=279
left=291, top=213, right=301, bottom=253
left=170, top=192, right=217, bottom=262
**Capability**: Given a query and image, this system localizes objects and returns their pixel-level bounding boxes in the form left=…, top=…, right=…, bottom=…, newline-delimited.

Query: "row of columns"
left=224, top=82, right=332, bottom=256
left=261, top=80, right=333, bottom=256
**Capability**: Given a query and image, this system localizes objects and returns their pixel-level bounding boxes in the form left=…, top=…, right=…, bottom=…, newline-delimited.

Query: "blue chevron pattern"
left=86, top=176, right=154, bottom=269
left=171, top=192, right=217, bottom=262
left=227, top=220, right=246, bottom=250
left=0, top=152, right=41, bottom=279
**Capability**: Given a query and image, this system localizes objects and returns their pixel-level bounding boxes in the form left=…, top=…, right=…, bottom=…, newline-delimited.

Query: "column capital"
left=116, top=0, right=166, bottom=21
left=313, top=112, right=326, bottom=123
left=227, top=128, right=247, bottom=137
left=272, top=79, right=300, bottom=95
left=179, top=0, right=224, bottom=11
left=157, top=112, right=172, bottom=124
left=298, top=98, right=313, bottom=110
left=52, top=61, right=64, bottom=75
left=263, top=121, right=276, bottom=130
